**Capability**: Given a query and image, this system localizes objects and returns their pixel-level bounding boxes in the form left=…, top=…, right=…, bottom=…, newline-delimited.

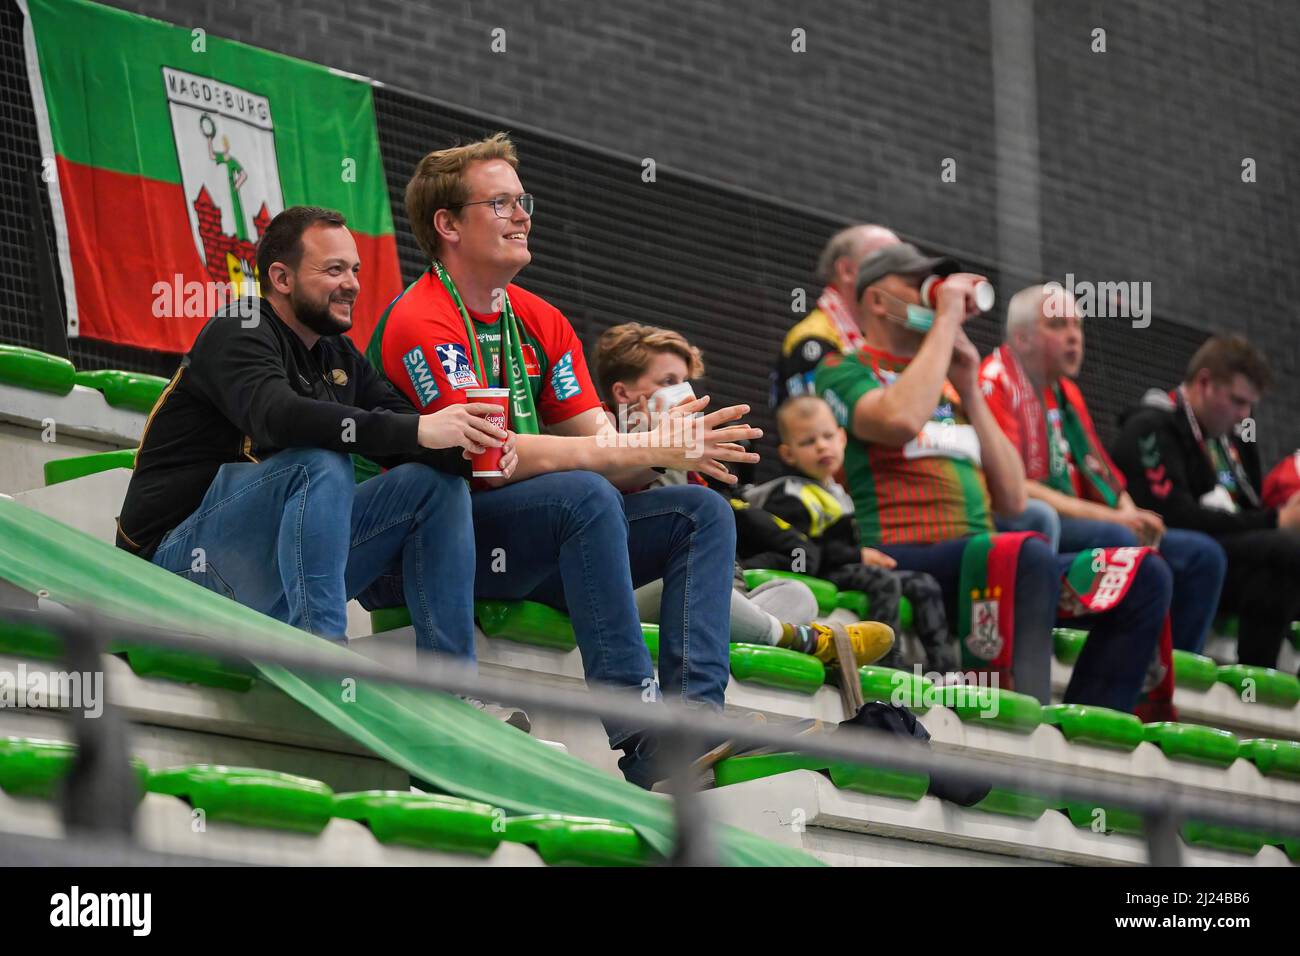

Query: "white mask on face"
left=649, top=381, right=696, bottom=414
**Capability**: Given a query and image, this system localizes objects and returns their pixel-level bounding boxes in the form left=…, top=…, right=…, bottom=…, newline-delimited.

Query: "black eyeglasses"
left=453, top=193, right=534, bottom=219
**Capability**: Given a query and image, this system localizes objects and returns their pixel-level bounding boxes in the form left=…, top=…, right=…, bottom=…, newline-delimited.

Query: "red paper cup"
left=465, top=387, right=511, bottom=477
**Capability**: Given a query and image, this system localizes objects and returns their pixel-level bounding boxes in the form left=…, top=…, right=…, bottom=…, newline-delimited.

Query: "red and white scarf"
left=819, top=286, right=865, bottom=354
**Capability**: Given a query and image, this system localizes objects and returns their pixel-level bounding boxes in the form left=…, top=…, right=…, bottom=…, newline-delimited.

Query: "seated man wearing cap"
left=979, top=284, right=1227, bottom=654
left=814, top=243, right=1175, bottom=716
left=772, top=223, right=899, bottom=408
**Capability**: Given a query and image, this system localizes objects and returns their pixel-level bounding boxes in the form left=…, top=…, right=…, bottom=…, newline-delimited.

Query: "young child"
left=743, top=395, right=958, bottom=672
left=594, top=322, right=894, bottom=668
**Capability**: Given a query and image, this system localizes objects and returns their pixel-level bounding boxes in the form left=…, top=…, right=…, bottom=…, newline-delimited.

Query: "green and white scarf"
left=432, top=259, right=540, bottom=436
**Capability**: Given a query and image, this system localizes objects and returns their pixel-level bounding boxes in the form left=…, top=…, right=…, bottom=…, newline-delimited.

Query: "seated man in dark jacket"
left=1111, top=335, right=1300, bottom=667
left=117, top=207, right=511, bottom=675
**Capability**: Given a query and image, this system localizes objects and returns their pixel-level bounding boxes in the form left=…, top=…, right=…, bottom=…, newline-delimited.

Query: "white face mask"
left=649, top=381, right=696, bottom=414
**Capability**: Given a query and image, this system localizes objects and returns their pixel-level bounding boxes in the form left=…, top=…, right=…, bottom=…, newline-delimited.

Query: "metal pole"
left=665, top=730, right=718, bottom=867
left=58, top=613, right=135, bottom=836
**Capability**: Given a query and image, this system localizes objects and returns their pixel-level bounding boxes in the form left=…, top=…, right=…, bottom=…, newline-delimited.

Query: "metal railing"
left=1, top=605, right=1298, bottom=866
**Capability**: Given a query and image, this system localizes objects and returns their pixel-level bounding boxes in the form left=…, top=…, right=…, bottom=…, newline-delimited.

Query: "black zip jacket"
left=116, top=298, right=468, bottom=560
left=1109, top=389, right=1276, bottom=537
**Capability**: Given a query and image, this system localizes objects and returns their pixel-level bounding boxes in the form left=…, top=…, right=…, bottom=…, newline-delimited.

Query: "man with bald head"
left=979, top=284, right=1226, bottom=653
left=813, top=248, right=1175, bottom=717
left=772, top=224, right=899, bottom=407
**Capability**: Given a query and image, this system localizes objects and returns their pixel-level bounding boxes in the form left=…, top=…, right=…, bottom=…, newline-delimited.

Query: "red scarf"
left=818, top=286, right=865, bottom=354
left=994, top=345, right=1050, bottom=482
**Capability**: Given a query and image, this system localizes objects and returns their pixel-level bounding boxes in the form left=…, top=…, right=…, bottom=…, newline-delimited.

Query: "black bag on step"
left=840, top=701, right=991, bottom=807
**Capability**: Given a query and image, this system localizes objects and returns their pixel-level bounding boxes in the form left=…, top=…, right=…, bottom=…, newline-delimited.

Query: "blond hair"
left=593, top=323, right=705, bottom=401
left=775, top=394, right=834, bottom=443
left=405, top=132, right=519, bottom=260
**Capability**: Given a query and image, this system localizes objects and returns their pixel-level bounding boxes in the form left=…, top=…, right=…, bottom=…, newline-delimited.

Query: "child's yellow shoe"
left=811, top=621, right=895, bottom=668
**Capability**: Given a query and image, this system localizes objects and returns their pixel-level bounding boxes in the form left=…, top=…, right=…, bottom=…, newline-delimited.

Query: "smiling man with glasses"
left=367, top=132, right=762, bottom=789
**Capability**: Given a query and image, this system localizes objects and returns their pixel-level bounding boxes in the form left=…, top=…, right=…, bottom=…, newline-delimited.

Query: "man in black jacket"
left=118, top=206, right=512, bottom=667
left=1111, top=335, right=1300, bottom=666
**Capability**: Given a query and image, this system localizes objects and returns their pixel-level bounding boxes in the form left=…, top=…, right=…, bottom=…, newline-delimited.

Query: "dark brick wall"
left=98, top=0, right=1299, bottom=463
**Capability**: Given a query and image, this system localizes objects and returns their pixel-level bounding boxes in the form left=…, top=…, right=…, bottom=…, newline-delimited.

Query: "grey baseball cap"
left=854, top=242, right=959, bottom=300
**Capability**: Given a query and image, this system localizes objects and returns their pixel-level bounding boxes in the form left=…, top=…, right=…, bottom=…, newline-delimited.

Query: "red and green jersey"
left=23, top=0, right=401, bottom=352
left=367, top=268, right=601, bottom=429
left=814, top=345, right=993, bottom=545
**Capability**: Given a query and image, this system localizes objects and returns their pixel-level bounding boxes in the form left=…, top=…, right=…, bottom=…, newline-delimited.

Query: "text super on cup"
left=465, top=387, right=511, bottom=477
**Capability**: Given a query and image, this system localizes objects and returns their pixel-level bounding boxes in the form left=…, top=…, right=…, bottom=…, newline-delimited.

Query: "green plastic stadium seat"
left=834, top=591, right=913, bottom=630
left=828, top=763, right=930, bottom=801
left=741, top=569, right=839, bottom=615
left=1141, top=722, right=1239, bottom=767
left=858, top=664, right=933, bottom=713
left=973, top=788, right=1057, bottom=820
left=369, top=606, right=412, bottom=633
left=714, top=752, right=831, bottom=788
left=937, top=684, right=1042, bottom=732
left=73, top=369, right=169, bottom=414
left=0, top=620, right=63, bottom=661
left=333, top=790, right=502, bottom=856
left=475, top=599, right=576, bottom=650
left=834, top=589, right=868, bottom=620
left=641, top=623, right=659, bottom=658
left=728, top=643, right=824, bottom=693
left=43, top=448, right=137, bottom=486
left=713, top=751, right=930, bottom=802
left=504, top=814, right=655, bottom=866
left=118, top=644, right=256, bottom=692
left=1052, top=627, right=1087, bottom=665
left=1180, top=821, right=1269, bottom=855
left=0, top=737, right=147, bottom=800
left=1171, top=649, right=1219, bottom=691
left=147, top=765, right=334, bottom=834
left=1063, top=802, right=1144, bottom=836
left=1237, top=739, right=1300, bottom=780
left=1215, top=664, right=1300, bottom=707
left=0, top=345, right=75, bottom=395
left=1042, top=703, right=1145, bottom=751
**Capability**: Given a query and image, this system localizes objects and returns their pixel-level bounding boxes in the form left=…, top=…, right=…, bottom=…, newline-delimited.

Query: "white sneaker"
left=464, top=696, right=532, bottom=734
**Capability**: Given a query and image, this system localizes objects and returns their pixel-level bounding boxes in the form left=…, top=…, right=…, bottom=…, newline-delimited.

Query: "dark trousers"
left=879, top=535, right=1172, bottom=713
left=1216, top=529, right=1300, bottom=667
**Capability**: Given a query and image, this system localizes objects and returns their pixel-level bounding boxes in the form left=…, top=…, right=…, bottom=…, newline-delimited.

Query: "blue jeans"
left=1058, top=518, right=1227, bottom=654
left=880, top=534, right=1173, bottom=712
left=880, top=536, right=1058, bottom=703
left=469, top=471, right=734, bottom=783
left=995, top=498, right=1061, bottom=551
left=152, top=448, right=476, bottom=656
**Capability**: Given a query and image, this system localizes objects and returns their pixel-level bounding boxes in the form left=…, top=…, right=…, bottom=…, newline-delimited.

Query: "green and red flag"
left=956, top=531, right=1038, bottom=689
left=22, top=0, right=401, bottom=352
left=1060, top=546, right=1176, bottom=722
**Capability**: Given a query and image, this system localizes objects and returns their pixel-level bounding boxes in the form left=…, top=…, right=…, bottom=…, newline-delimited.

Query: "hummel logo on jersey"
left=401, top=346, right=440, bottom=408
left=436, top=343, right=478, bottom=389
left=550, top=350, right=582, bottom=401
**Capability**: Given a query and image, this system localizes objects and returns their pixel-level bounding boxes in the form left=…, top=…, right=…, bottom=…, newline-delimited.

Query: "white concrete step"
left=349, top=628, right=1300, bottom=808
left=700, top=770, right=1295, bottom=868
